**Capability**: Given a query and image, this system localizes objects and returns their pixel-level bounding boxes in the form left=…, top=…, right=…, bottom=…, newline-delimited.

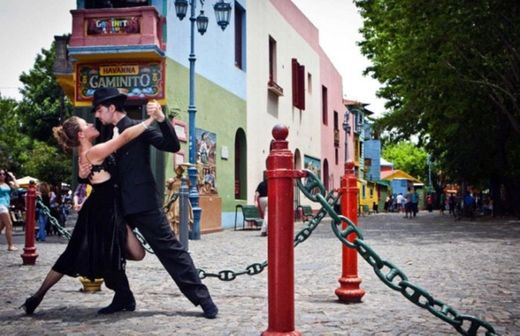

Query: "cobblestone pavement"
left=0, top=211, right=519, bottom=335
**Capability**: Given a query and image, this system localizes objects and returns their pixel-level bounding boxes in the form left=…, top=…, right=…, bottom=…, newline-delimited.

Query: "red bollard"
left=262, top=125, right=301, bottom=336
left=21, top=183, right=38, bottom=265
left=335, top=161, right=365, bottom=302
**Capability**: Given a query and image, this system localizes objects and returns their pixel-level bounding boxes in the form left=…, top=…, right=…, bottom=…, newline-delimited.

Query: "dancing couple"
left=21, top=88, right=218, bottom=319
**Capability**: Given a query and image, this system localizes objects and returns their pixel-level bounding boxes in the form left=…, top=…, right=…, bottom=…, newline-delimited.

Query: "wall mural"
left=196, top=128, right=217, bottom=195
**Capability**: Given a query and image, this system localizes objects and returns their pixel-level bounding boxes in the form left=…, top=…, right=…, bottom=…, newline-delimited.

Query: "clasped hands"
left=146, top=100, right=165, bottom=122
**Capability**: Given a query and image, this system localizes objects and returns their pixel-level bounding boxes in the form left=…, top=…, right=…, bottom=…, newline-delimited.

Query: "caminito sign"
left=76, top=61, right=165, bottom=103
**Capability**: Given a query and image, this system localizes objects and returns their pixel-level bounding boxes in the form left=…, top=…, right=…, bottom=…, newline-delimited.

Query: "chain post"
left=262, top=125, right=301, bottom=336
left=335, top=161, right=365, bottom=302
left=21, top=183, right=38, bottom=265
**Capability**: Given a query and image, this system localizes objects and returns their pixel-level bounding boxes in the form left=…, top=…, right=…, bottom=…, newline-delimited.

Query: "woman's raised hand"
left=147, top=100, right=165, bottom=122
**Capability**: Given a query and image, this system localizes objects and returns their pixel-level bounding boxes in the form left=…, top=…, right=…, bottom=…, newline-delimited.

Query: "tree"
left=3, top=40, right=74, bottom=185
left=0, top=95, right=31, bottom=172
left=382, top=142, right=428, bottom=182
left=18, top=40, right=73, bottom=142
left=355, top=0, right=520, bottom=216
left=23, top=141, right=71, bottom=186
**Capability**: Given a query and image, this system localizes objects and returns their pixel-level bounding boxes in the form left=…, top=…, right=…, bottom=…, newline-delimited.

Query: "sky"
left=0, top=0, right=385, bottom=115
left=291, top=0, right=386, bottom=115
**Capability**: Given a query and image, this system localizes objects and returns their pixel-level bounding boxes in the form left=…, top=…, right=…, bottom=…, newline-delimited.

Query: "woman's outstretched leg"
left=125, top=225, right=145, bottom=261
left=21, top=270, right=63, bottom=314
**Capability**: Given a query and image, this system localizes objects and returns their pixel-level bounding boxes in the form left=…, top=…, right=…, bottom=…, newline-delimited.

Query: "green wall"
left=164, top=59, right=246, bottom=213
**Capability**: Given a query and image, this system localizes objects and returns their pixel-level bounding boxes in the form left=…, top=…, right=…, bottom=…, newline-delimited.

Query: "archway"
left=234, top=128, right=247, bottom=200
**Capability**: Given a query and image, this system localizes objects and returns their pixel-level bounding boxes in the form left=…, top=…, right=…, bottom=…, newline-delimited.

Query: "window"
left=234, top=2, right=246, bottom=70
left=335, top=148, right=338, bottom=165
left=291, top=58, right=305, bottom=109
left=307, top=73, right=312, bottom=93
left=268, top=36, right=283, bottom=96
left=333, top=111, right=339, bottom=147
left=322, top=85, right=328, bottom=125
left=269, top=36, right=277, bottom=83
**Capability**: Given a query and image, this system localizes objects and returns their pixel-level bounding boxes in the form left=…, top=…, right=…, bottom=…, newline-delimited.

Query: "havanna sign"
left=76, top=61, right=165, bottom=102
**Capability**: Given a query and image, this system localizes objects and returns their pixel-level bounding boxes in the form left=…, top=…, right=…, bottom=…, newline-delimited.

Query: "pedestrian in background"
left=403, top=188, right=412, bottom=218
left=410, top=187, right=419, bottom=217
left=396, top=193, right=404, bottom=213
left=426, top=194, right=433, bottom=212
left=255, top=175, right=268, bottom=236
left=439, top=192, right=446, bottom=215
left=72, top=183, right=91, bottom=212
left=36, top=182, right=51, bottom=241
left=448, top=193, right=456, bottom=215
left=0, top=169, right=18, bottom=251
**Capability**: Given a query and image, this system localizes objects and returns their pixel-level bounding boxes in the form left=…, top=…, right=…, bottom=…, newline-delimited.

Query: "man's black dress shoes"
left=98, top=295, right=136, bottom=314
left=200, top=299, right=218, bottom=319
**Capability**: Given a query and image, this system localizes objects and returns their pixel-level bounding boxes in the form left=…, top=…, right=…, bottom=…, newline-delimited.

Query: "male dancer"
left=81, top=87, right=218, bottom=318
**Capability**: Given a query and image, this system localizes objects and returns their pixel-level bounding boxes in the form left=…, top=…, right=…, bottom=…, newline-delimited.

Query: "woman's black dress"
left=52, top=158, right=126, bottom=281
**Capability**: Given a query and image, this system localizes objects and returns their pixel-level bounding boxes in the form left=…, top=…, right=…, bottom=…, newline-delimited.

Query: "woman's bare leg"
left=125, top=225, right=145, bottom=261
left=0, top=213, right=16, bottom=250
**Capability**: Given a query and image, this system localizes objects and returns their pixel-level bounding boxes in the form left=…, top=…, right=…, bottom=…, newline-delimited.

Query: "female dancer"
left=0, top=169, right=18, bottom=251
left=21, top=102, right=161, bottom=314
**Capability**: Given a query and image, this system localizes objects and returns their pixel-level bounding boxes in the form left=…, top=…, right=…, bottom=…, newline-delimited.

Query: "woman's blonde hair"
left=52, top=116, right=82, bottom=152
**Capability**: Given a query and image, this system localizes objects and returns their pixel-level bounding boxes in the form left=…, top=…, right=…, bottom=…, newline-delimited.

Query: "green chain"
left=197, top=191, right=339, bottom=281
left=36, top=198, right=72, bottom=239
left=297, top=169, right=499, bottom=336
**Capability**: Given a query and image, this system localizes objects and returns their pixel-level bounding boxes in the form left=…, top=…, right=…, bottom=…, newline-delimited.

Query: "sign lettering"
left=76, top=62, right=165, bottom=102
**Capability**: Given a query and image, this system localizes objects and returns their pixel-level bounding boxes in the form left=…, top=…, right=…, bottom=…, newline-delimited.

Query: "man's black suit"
left=103, top=115, right=211, bottom=307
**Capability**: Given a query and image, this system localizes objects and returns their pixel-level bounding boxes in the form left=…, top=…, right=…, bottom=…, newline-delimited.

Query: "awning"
left=16, top=176, right=39, bottom=188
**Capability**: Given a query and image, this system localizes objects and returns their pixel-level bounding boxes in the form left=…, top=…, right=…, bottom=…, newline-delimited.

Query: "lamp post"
left=173, top=0, right=232, bottom=240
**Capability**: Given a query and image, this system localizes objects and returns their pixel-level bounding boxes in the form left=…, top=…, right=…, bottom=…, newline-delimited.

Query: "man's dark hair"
left=101, top=98, right=126, bottom=112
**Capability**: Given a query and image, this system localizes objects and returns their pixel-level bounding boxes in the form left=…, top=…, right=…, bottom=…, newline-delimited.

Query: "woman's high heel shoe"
left=20, top=296, right=43, bottom=315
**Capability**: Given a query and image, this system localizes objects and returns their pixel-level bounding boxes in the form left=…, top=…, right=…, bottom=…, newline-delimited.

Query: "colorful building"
left=54, top=0, right=353, bottom=231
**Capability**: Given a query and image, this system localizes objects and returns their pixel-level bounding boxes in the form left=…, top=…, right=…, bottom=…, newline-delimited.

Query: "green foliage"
left=0, top=96, right=31, bottom=172
left=23, top=141, right=71, bottom=186
left=17, top=41, right=73, bottom=142
left=0, top=41, right=72, bottom=184
left=355, top=0, right=520, bottom=188
left=382, top=142, right=428, bottom=181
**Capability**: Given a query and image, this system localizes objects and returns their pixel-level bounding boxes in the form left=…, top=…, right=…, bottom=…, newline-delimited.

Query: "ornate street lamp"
left=174, top=0, right=188, bottom=19
left=196, top=10, right=209, bottom=35
left=213, top=0, right=232, bottom=30
left=173, top=0, right=232, bottom=239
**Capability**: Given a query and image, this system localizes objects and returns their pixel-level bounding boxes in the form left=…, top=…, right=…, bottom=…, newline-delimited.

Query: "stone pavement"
left=0, top=211, right=518, bottom=335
